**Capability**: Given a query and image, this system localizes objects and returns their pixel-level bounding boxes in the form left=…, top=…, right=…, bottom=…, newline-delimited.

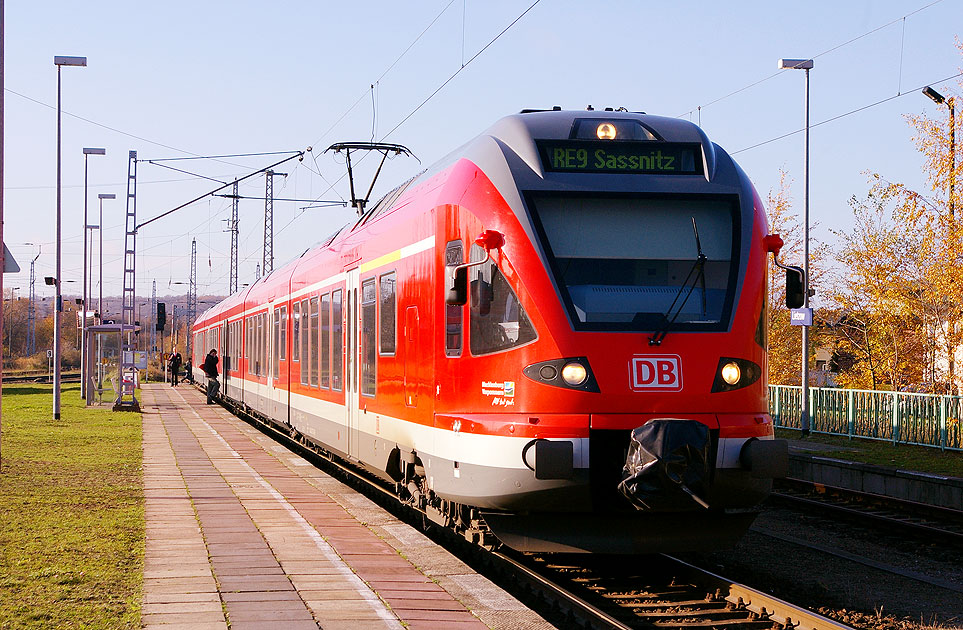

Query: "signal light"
left=785, top=268, right=805, bottom=309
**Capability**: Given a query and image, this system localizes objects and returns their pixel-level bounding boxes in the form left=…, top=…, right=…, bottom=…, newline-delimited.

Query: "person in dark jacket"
left=202, top=349, right=219, bottom=404
left=184, top=356, right=193, bottom=384
left=169, top=352, right=182, bottom=387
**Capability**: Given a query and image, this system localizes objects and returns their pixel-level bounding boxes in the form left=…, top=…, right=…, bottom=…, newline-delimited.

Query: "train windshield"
left=529, top=195, right=737, bottom=331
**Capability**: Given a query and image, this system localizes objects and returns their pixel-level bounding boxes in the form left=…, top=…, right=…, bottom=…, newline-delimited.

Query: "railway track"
left=1, top=373, right=80, bottom=384
left=216, top=391, right=851, bottom=630
left=770, top=478, right=963, bottom=547
left=497, top=550, right=852, bottom=630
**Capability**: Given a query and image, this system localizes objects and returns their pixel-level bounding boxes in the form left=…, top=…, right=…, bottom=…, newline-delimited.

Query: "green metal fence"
left=769, top=385, right=963, bottom=451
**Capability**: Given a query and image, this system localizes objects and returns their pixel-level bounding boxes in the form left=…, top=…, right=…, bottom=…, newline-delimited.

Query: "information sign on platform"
left=790, top=308, right=813, bottom=326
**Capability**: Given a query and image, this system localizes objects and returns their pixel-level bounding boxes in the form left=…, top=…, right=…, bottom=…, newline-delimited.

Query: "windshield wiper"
left=648, top=217, right=707, bottom=346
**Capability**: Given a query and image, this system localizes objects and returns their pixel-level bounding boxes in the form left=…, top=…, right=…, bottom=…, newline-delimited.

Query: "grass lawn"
left=777, top=427, right=963, bottom=478
left=0, top=383, right=143, bottom=629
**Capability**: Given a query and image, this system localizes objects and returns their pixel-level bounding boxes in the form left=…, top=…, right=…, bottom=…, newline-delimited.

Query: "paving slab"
left=141, top=384, right=553, bottom=630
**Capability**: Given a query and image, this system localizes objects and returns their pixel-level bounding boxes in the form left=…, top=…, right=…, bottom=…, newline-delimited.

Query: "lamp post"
left=97, top=193, right=115, bottom=324
left=922, top=87, right=955, bottom=217
left=53, top=55, right=87, bottom=420
left=779, top=57, right=814, bottom=436
left=923, top=86, right=957, bottom=391
left=81, top=147, right=105, bottom=400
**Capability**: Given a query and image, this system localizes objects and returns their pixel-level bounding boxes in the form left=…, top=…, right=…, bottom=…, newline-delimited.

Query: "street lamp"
left=923, top=86, right=956, bottom=217
left=53, top=55, right=87, bottom=420
left=923, top=86, right=957, bottom=392
left=81, top=147, right=105, bottom=400
left=97, top=193, right=116, bottom=325
left=779, top=57, right=814, bottom=436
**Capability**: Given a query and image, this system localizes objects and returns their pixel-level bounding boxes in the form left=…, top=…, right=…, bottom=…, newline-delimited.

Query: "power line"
left=5, top=87, right=247, bottom=168
left=381, top=0, right=541, bottom=142
left=146, top=151, right=300, bottom=162
left=731, top=72, right=963, bottom=155
left=676, top=0, right=946, bottom=119
left=308, top=0, right=459, bottom=151
left=282, top=0, right=542, bottom=234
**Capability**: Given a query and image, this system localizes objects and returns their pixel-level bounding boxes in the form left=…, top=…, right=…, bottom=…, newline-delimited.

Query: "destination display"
left=536, top=140, right=702, bottom=175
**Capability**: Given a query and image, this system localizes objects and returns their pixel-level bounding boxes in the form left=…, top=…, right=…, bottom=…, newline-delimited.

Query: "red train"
left=192, top=109, right=788, bottom=553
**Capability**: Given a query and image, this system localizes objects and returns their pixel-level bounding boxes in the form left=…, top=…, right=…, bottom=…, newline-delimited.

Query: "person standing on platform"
left=169, top=352, right=182, bottom=387
left=203, top=349, right=219, bottom=404
left=184, top=356, right=193, bottom=384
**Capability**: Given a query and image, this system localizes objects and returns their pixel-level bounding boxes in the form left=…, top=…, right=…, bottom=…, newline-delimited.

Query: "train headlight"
left=596, top=123, right=617, bottom=140
left=523, top=357, right=599, bottom=392
left=711, top=357, right=761, bottom=393
left=721, top=362, right=741, bottom=386
left=561, top=362, right=588, bottom=386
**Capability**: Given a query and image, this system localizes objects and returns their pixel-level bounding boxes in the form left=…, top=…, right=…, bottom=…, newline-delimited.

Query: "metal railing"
left=769, top=385, right=963, bottom=451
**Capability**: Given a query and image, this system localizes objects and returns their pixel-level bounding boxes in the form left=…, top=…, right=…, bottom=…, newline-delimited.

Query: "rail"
left=769, top=385, right=963, bottom=451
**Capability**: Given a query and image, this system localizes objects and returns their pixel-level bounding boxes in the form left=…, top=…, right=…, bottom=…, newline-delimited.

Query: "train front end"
left=432, top=109, right=786, bottom=553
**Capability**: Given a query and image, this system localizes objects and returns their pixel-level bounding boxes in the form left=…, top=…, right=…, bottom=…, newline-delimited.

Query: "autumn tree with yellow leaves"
left=766, top=171, right=831, bottom=385
left=830, top=76, right=959, bottom=392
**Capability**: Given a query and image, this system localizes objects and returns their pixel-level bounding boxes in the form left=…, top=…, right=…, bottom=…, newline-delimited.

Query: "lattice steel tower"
left=263, top=171, right=274, bottom=276
left=263, top=170, right=286, bottom=276
left=150, top=280, right=156, bottom=357
left=229, top=180, right=239, bottom=294
left=115, top=150, right=139, bottom=410
left=26, top=249, right=40, bottom=355
left=186, top=238, right=197, bottom=359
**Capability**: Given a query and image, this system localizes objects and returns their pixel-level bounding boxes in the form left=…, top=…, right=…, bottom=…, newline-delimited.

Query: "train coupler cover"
left=617, top=419, right=711, bottom=511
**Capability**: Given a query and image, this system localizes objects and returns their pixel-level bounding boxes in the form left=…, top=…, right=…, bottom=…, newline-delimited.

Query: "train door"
left=405, top=306, right=419, bottom=407
left=222, top=322, right=230, bottom=399
left=267, top=301, right=274, bottom=417
left=346, top=268, right=361, bottom=460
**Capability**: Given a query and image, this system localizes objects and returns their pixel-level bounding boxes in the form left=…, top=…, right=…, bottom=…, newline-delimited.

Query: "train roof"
left=423, top=108, right=719, bottom=182
left=194, top=109, right=747, bottom=329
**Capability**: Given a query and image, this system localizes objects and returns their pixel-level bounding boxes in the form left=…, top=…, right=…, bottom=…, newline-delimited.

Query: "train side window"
left=361, top=278, right=376, bottom=396
left=250, top=317, right=255, bottom=376
left=279, top=305, right=287, bottom=362
left=309, top=296, right=319, bottom=387
left=321, top=293, right=331, bottom=389
left=262, top=312, right=268, bottom=376
left=469, top=243, right=537, bottom=355
left=274, top=307, right=281, bottom=379
left=292, top=302, right=301, bottom=362
left=332, top=290, right=343, bottom=391
left=258, top=313, right=264, bottom=377
left=254, top=314, right=261, bottom=376
left=300, top=299, right=309, bottom=385
left=445, top=241, right=463, bottom=356
left=379, top=271, right=396, bottom=356
left=245, top=317, right=251, bottom=363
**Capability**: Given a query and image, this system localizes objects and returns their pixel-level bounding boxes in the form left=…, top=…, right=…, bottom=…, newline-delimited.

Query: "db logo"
left=630, top=355, right=683, bottom=391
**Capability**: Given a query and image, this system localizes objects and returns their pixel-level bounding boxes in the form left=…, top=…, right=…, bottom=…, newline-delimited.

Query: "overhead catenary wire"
left=307, top=0, right=458, bottom=152
left=731, top=72, right=963, bottom=155
left=281, top=0, right=542, bottom=231
left=675, top=0, right=946, bottom=119
left=4, top=87, right=250, bottom=168
left=380, top=0, right=542, bottom=142
left=137, top=151, right=305, bottom=231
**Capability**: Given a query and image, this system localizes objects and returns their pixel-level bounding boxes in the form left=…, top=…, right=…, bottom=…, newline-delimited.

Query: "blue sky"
left=2, top=1, right=961, bottom=307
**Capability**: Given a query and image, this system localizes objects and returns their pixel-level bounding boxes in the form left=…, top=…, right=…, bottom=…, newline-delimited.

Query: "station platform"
left=786, top=439, right=963, bottom=510
left=140, top=383, right=553, bottom=630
